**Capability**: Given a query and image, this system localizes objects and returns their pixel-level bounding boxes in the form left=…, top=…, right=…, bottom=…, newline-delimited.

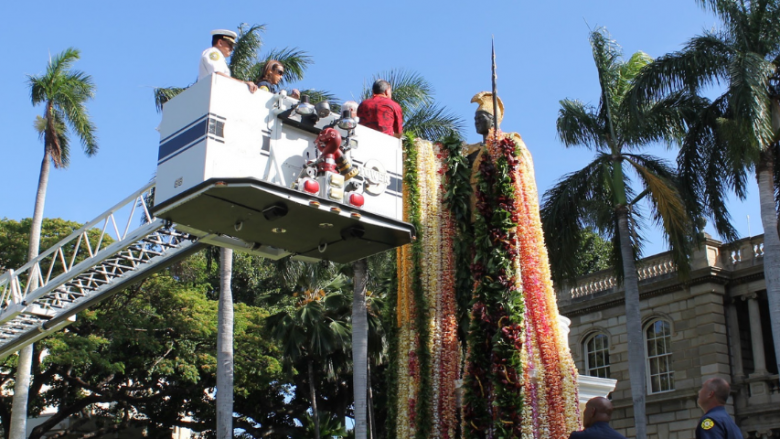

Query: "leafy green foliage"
left=542, top=28, right=698, bottom=284
left=27, top=47, right=97, bottom=168
left=571, top=228, right=614, bottom=277
left=0, top=218, right=109, bottom=282
left=440, top=133, right=475, bottom=344
left=629, top=0, right=780, bottom=233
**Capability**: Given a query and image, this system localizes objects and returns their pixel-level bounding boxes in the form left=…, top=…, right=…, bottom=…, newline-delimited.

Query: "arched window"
left=584, top=333, right=610, bottom=378
left=645, top=319, right=674, bottom=393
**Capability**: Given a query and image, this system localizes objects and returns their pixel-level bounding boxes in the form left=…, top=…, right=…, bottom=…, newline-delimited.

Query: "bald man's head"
left=698, top=377, right=731, bottom=412
left=583, top=397, right=613, bottom=428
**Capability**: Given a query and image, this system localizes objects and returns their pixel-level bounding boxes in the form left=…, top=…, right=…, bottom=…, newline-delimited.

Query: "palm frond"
left=49, top=109, right=71, bottom=168
left=727, top=51, right=775, bottom=147
left=229, top=24, right=265, bottom=82
left=541, top=154, right=614, bottom=282
left=364, top=69, right=434, bottom=114
left=57, top=73, right=97, bottom=155
left=298, top=89, right=340, bottom=109
left=695, top=0, right=748, bottom=40
left=621, top=91, right=708, bottom=147
left=403, top=102, right=465, bottom=140
left=625, top=155, right=693, bottom=276
left=589, top=28, right=623, bottom=124
left=616, top=51, right=653, bottom=100
left=154, top=86, right=187, bottom=113
left=678, top=96, right=743, bottom=241
left=259, top=48, right=313, bottom=84
left=34, top=113, right=69, bottom=169
left=628, top=32, right=732, bottom=108
left=556, top=99, right=604, bottom=149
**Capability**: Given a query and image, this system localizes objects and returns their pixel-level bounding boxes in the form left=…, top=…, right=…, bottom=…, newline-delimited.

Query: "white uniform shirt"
left=198, top=47, right=230, bottom=81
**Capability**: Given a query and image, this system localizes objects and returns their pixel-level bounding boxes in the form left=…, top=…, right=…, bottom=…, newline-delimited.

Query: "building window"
left=584, top=333, right=611, bottom=378
left=646, top=319, right=674, bottom=393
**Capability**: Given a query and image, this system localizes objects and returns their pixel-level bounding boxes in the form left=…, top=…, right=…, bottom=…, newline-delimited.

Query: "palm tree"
left=540, top=29, right=699, bottom=439
left=216, top=248, right=234, bottom=439
left=10, top=48, right=98, bottom=439
left=352, top=258, right=369, bottom=439
left=266, top=273, right=351, bottom=439
left=291, top=411, right=349, bottom=439
left=628, top=0, right=780, bottom=374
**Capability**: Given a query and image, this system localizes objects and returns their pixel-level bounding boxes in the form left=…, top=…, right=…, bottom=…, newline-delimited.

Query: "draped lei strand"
left=395, top=133, right=578, bottom=439
left=463, top=131, right=579, bottom=439
left=395, top=139, right=460, bottom=439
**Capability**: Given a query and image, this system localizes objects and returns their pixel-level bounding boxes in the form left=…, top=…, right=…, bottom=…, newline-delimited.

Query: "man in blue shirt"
left=696, top=378, right=744, bottom=439
left=569, top=397, right=626, bottom=439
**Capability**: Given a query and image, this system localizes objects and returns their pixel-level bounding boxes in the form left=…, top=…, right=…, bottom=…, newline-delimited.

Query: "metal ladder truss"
left=0, top=182, right=206, bottom=360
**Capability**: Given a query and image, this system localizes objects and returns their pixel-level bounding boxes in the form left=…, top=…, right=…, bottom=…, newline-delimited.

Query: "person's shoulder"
left=593, top=422, right=627, bottom=439
left=202, top=47, right=221, bottom=61
left=696, top=413, right=727, bottom=438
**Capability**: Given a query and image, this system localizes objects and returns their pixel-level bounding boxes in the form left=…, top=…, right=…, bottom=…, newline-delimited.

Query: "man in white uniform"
left=199, top=29, right=257, bottom=93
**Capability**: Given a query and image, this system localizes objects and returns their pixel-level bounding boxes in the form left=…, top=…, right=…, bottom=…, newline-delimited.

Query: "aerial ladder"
left=0, top=75, right=415, bottom=359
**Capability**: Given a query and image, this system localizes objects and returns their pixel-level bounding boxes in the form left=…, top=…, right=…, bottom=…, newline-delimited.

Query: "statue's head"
left=474, top=110, right=494, bottom=136
left=470, top=92, right=504, bottom=138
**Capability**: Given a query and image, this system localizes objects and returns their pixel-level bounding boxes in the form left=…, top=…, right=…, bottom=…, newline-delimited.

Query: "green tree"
left=540, top=29, right=699, bottom=439
left=266, top=269, right=351, bottom=439
left=11, top=48, right=98, bottom=439
left=0, top=250, right=285, bottom=439
left=628, top=0, right=780, bottom=374
left=573, top=228, right=615, bottom=277
left=0, top=218, right=104, bottom=438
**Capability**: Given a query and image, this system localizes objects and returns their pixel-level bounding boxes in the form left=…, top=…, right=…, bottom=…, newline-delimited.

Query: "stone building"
left=558, top=235, right=779, bottom=439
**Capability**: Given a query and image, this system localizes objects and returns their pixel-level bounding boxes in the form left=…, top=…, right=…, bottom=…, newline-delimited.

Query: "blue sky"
left=0, top=0, right=761, bottom=257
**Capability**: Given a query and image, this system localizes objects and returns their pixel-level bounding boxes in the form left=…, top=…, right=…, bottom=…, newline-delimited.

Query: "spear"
left=491, top=36, right=499, bottom=143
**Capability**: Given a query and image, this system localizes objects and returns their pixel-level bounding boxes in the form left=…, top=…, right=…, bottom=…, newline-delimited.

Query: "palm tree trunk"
left=352, top=258, right=369, bottom=439
left=367, top=362, right=377, bottom=439
left=617, top=208, right=647, bottom=439
left=756, top=156, right=780, bottom=374
left=216, top=248, right=234, bottom=439
left=308, top=361, right=321, bottom=439
left=10, top=148, right=52, bottom=439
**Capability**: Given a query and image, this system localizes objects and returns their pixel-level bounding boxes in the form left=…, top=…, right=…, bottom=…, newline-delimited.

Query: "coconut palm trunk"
left=756, top=157, right=780, bottom=373
left=617, top=208, right=647, bottom=439
left=352, top=258, right=369, bottom=439
left=216, top=248, right=234, bottom=439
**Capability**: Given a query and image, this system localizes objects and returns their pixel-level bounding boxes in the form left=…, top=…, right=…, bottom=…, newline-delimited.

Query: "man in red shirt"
left=357, top=79, right=403, bottom=138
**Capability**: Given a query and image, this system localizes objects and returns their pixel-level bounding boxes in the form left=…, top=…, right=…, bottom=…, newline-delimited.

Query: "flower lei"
left=462, top=130, right=579, bottom=439
left=394, top=138, right=459, bottom=439
left=392, top=131, right=579, bottom=439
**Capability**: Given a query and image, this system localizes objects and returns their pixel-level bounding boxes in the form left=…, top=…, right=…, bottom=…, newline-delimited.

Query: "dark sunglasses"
left=274, top=68, right=285, bottom=75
